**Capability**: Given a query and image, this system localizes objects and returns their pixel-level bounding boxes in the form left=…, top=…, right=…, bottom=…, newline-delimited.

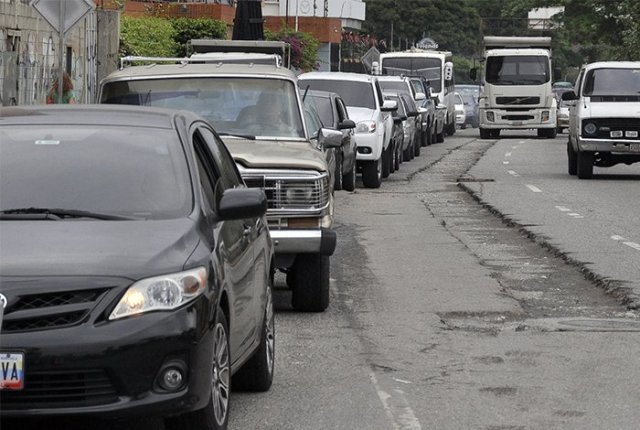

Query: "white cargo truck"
left=474, top=36, right=557, bottom=139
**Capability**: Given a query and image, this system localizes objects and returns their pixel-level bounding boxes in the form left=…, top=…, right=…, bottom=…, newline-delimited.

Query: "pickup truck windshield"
left=485, top=55, right=550, bottom=85
left=583, top=68, right=640, bottom=97
left=381, top=57, right=442, bottom=93
left=101, top=77, right=305, bottom=139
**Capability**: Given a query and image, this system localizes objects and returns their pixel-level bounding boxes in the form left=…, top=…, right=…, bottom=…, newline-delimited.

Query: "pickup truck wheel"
left=290, top=254, right=330, bottom=312
left=567, top=140, right=577, bottom=175
left=577, top=151, right=594, bottom=179
left=233, top=279, right=274, bottom=392
left=333, top=152, right=343, bottom=191
left=362, top=158, right=382, bottom=188
left=479, top=128, right=491, bottom=139
left=413, top=135, right=421, bottom=157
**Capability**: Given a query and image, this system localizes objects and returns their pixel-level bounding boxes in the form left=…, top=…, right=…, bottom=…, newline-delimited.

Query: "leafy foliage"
left=172, top=18, right=227, bottom=57
left=119, top=16, right=177, bottom=57
left=265, top=27, right=320, bottom=72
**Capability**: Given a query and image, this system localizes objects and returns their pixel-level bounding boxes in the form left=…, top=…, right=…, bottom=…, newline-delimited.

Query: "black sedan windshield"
left=0, top=125, right=192, bottom=219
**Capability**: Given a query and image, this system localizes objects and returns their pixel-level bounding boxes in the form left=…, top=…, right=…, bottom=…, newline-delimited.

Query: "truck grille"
left=0, top=369, right=118, bottom=409
left=496, top=96, right=540, bottom=105
left=240, top=168, right=330, bottom=215
left=582, top=118, right=640, bottom=139
left=1, top=288, right=110, bottom=333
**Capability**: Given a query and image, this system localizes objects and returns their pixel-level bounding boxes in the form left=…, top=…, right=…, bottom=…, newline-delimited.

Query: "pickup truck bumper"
left=480, top=107, right=556, bottom=129
left=353, top=130, right=384, bottom=161
left=577, top=137, right=640, bottom=153
left=270, top=228, right=337, bottom=256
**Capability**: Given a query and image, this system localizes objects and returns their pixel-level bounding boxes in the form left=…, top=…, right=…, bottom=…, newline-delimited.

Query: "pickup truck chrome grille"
left=239, top=168, right=330, bottom=215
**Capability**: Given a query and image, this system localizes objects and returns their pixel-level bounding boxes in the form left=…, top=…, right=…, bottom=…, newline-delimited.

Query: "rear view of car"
left=0, top=105, right=275, bottom=429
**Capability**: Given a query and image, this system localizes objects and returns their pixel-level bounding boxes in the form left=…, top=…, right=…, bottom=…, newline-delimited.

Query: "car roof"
left=0, top=104, right=192, bottom=128
left=298, top=71, right=376, bottom=83
left=102, top=62, right=297, bottom=82
left=583, top=61, right=640, bottom=70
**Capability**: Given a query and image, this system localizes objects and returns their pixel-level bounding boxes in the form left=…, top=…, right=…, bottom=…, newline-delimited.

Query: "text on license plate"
left=0, top=352, right=24, bottom=390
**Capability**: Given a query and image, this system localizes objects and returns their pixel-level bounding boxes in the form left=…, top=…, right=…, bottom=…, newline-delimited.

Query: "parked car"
left=301, top=94, right=337, bottom=190
left=100, top=60, right=342, bottom=312
left=387, top=94, right=407, bottom=171
left=385, top=92, right=419, bottom=162
left=0, top=105, right=274, bottom=428
left=455, top=84, right=480, bottom=128
left=377, top=75, right=427, bottom=151
left=563, top=61, right=640, bottom=179
left=454, top=92, right=466, bottom=129
left=297, top=72, right=397, bottom=189
left=556, top=97, right=570, bottom=133
left=303, top=90, right=357, bottom=191
left=408, top=75, right=437, bottom=145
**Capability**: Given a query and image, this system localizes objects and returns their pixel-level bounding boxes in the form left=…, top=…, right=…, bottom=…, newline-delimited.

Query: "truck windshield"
left=381, top=57, right=442, bottom=93
left=583, top=68, right=640, bottom=97
left=485, top=55, right=550, bottom=85
left=101, top=77, right=305, bottom=139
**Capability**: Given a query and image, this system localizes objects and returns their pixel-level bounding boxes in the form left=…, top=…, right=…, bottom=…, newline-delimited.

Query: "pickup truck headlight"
left=356, top=121, right=376, bottom=134
left=583, top=122, right=597, bottom=136
left=110, top=267, right=207, bottom=320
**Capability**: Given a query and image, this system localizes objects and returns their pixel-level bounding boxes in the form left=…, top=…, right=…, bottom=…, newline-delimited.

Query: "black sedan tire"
left=165, top=306, right=230, bottom=430
left=233, top=279, right=275, bottom=392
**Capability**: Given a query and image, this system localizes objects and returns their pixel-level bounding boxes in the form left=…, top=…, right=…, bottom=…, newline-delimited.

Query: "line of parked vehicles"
left=0, top=41, right=463, bottom=430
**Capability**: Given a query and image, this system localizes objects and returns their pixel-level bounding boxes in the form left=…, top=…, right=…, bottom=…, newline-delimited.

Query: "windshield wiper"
left=217, top=132, right=256, bottom=140
left=0, top=207, right=137, bottom=220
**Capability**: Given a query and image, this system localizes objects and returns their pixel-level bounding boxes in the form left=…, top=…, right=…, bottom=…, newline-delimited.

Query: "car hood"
left=346, top=107, right=375, bottom=122
left=0, top=218, right=200, bottom=279
left=584, top=100, right=640, bottom=119
left=222, top=138, right=328, bottom=171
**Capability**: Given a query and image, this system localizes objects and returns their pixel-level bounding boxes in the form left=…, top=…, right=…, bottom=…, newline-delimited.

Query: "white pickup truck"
left=563, top=61, right=640, bottom=179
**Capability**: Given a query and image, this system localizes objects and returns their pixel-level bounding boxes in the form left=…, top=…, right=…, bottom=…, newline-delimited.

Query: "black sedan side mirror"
left=406, top=110, right=419, bottom=117
left=393, top=115, right=407, bottom=124
left=338, top=119, right=356, bottom=130
left=218, top=188, right=267, bottom=220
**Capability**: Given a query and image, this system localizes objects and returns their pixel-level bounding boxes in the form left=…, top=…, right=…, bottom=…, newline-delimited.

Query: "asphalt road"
left=8, top=129, right=640, bottom=430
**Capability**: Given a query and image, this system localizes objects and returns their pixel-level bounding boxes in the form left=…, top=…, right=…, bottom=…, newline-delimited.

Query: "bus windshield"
left=381, top=57, right=443, bottom=93
left=485, top=55, right=550, bottom=86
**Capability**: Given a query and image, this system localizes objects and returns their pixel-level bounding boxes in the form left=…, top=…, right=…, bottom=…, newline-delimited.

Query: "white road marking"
left=503, top=161, right=510, bottom=165
left=526, top=184, right=542, bottom=193
left=568, top=213, right=584, bottom=219
left=512, top=145, right=519, bottom=149
left=519, top=140, right=526, bottom=144
left=393, top=378, right=413, bottom=385
left=611, top=235, right=627, bottom=241
left=370, top=372, right=422, bottom=430
left=555, top=206, right=571, bottom=212
left=505, top=152, right=512, bottom=157
left=508, top=170, right=519, bottom=177
left=624, top=242, right=640, bottom=251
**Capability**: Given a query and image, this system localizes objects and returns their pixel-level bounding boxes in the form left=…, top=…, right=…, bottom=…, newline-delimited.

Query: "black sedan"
left=0, top=105, right=275, bottom=430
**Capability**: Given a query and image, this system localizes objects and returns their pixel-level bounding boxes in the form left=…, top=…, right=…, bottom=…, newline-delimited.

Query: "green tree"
left=120, top=16, right=177, bottom=57
left=172, top=18, right=227, bottom=57
left=265, top=27, right=320, bottom=72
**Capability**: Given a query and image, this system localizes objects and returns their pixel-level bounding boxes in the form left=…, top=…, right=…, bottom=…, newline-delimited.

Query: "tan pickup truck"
left=99, top=61, right=342, bottom=312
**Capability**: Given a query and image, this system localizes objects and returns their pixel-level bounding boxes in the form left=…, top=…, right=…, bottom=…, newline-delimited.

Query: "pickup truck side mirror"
left=338, top=119, right=356, bottom=130
left=381, top=100, right=398, bottom=112
left=317, top=127, right=343, bottom=148
left=561, top=91, right=578, bottom=101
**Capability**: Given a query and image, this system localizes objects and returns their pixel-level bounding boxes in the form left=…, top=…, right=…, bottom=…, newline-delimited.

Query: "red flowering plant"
left=265, top=27, right=320, bottom=72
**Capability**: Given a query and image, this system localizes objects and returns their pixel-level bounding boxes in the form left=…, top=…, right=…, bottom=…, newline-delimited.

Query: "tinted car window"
left=198, top=126, right=243, bottom=189
left=0, top=125, right=192, bottom=219
left=583, top=68, right=640, bottom=96
left=299, top=79, right=375, bottom=110
left=309, top=95, right=334, bottom=127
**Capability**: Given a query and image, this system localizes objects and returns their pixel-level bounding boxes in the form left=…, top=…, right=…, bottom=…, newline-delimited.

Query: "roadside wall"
left=0, top=2, right=119, bottom=106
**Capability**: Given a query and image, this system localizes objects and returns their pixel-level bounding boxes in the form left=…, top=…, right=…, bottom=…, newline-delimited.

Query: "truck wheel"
left=548, top=128, right=557, bottom=138
left=479, top=128, right=491, bottom=139
left=362, top=158, right=382, bottom=188
left=490, top=129, right=501, bottom=138
left=290, top=254, right=330, bottom=312
left=537, top=128, right=545, bottom=138
left=567, top=140, right=577, bottom=175
left=577, top=151, right=594, bottom=179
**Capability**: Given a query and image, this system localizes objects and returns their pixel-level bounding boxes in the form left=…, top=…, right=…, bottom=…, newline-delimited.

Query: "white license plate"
left=0, top=352, right=24, bottom=390
left=513, top=121, right=523, bottom=126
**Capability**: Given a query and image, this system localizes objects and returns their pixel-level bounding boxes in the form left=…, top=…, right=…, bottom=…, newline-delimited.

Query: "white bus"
left=377, top=49, right=456, bottom=136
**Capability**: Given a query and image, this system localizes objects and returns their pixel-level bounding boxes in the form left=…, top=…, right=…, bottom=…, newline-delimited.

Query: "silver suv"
left=99, top=61, right=342, bottom=312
